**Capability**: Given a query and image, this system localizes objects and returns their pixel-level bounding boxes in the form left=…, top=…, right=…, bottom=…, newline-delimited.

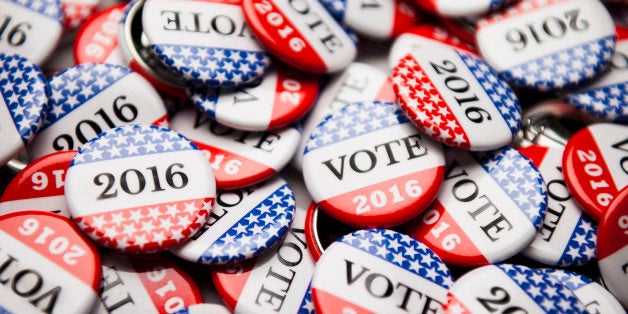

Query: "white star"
left=91, top=215, right=106, bottom=229
left=133, top=234, right=148, bottom=248
left=122, top=222, right=137, bottom=236
left=153, top=231, right=167, bottom=245
left=159, top=217, right=174, bottom=230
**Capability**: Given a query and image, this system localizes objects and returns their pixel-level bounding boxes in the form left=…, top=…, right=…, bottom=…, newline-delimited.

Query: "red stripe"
left=375, top=77, right=397, bottom=102
left=269, top=67, right=319, bottom=130
left=517, top=145, right=550, bottom=169
left=312, top=288, right=375, bottom=314
left=443, top=292, right=472, bottom=314
left=73, top=5, right=125, bottom=65
left=597, top=188, right=628, bottom=260
left=391, top=0, right=417, bottom=38
left=211, top=259, right=256, bottom=311
left=304, top=201, right=323, bottom=261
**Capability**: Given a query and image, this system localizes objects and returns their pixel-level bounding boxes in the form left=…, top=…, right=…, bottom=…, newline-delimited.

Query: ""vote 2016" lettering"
left=353, top=180, right=422, bottom=214
left=505, top=9, right=588, bottom=52
left=94, top=163, right=188, bottom=200
left=476, top=286, right=528, bottom=314
left=18, top=217, right=86, bottom=265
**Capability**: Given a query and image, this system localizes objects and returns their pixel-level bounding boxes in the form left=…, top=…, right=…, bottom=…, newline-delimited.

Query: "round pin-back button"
left=476, top=0, right=617, bottom=92
left=388, top=24, right=477, bottom=70
left=311, top=229, right=454, bottom=313
left=0, top=211, right=100, bottom=313
left=518, top=145, right=597, bottom=267
left=61, top=0, right=99, bottom=30
left=406, top=147, right=547, bottom=267
left=242, top=0, right=357, bottom=73
left=393, top=45, right=521, bottom=151
left=540, top=268, right=625, bottom=314
left=597, top=186, right=628, bottom=309
left=293, top=62, right=395, bottom=171
left=211, top=204, right=316, bottom=313
left=0, top=150, right=76, bottom=217
left=65, top=124, right=216, bottom=253
left=562, top=123, right=628, bottom=221
left=0, top=53, right=48, bottom=167
left=95, top=252, right=203, bottom=313
left=319, top=0, right=417, bottom=40
left=142, top=0, right=272, bottom=88
left=74, top=4, right=127, bottom=65
left=173, top=176, right=295, bottom=264
left=27, top=63, right=169, bottom=161
left=561, top=25, right=628, bottom=122
left=443, top=264, right=587, bottom=314
left=0, top=0, right=63, bottom=64
left=416, top=0, right=515, bottom=17
left=305, top=202, right=359, bottom=261
left=303, top=101, right=445, bottom=228
left=188, top=65, right=319, bottom=131
left=170, top=106, right=301, bottom=190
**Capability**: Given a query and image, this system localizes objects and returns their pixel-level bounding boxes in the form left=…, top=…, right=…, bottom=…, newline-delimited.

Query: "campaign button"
left=392, top=45, right=521, bottom=151
left=319, top=0, right=417, bottom=40
left=388, top=24, right=477, bottom=70
left=305, top=202, right=359, bottom=261
left=540, top=268, right=625, bottom=314
left=519, top=145, right=597, bottom=267
left=0, top=211, right=100, bottom=313
left=176, top=304, right=231, bottom=314
left=0, top=0, right=62, bottom=64
left=562, top=123, right=628, bottom=220
left=443, top=264, right=587, bottom=314
left=311, top=229, right=454, bottom=314
left=211, top=204, right=315, bottom=313
left=406, top=147, right=547, bottom=267
left=597, top=186, right=628, bottom=309
left=0, top=53, right=48, bottom=166
left=303, top=101, right=445, bottom=228
left=293, top=62, right=395, bottom=170
left=0, top=150, right=76, bottom=218
left=74, top=3, right=127, bottom=65
left=170, top=107, right=301, bottom=190
left=561, top=25, right=628, bottom=122
left=142, top=0, right=272, bottom=88
left=476, top=0, right=616, bottom=91
left=65, top=124, right=216, bottom=253
left=416, top=0, right=515, bottom=17
left=188, top=65, right=320, bottom=131
left=242, top=0, right=357, bottom=73
left=94, top=252, right=203, bottom=314
left=26, top=63, right=169, bottom=161
left=440, top=16, right=478, bottom=48
left=172, top=176, right=295, bottom=264
left=61, top=0, right=99, bottom=30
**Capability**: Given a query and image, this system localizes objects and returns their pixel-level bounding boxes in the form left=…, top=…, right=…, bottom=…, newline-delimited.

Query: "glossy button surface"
left=74, top=4, right=126, bottom=65
left=416, top=0, right=514, bottom=17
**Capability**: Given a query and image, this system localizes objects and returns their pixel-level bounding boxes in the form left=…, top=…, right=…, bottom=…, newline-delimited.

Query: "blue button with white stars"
left=311, top=229, right=454, bottom=314
left=172, top=176, right=295, bottom=265
left=0, top=53, right=48, bottom=166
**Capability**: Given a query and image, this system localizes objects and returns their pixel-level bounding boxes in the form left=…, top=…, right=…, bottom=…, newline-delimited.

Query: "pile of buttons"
left=0, top=0, right=626, bottom=312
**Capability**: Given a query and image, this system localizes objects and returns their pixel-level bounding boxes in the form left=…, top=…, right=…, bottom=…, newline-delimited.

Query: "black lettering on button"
left=285, top=0, right=343, bottom=53
left=160, top=10, right=252, bottom=37
left=100, top=265, right=135, bottom=312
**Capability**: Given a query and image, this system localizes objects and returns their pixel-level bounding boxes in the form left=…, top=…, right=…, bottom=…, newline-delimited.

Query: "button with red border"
left=61, top=0, right=99, bottom=30
left=562, top=123, right=628, bottom=221
left=26, top=63, right=170, bottom=160
left=405, top=147, right=547, bottom=267
left=304, top=201, right=359, bottom=261
left=416, top=0, right=515, bottom=17
left=393, top=45, right=521, bottom=151
left=597, top=186, right=628, bottom=309
left=211, top=204, right=315, bottom=313
left=170, top=106, right=301, bottom=190
left=65, top=124, right=216, bottom=253
left=0, top=150, right=76, bottom=217
left=0, top=211, right=101, bottom=313
left=242, top=0, right=357, bottom=73
left=476, top=0, right=616, bottom=91
left=74, top=3, right=127, bottom=65
left=94, top=252, right=203, bottom=313
left=188, top=65, right=320, bottom=131
left=311, top=229, right=454, bottom=314
left=303, top=101, right=445, bottom=228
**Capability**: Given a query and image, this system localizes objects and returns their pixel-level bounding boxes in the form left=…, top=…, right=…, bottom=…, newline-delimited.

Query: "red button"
left=74, top=4, right=127, bottom=65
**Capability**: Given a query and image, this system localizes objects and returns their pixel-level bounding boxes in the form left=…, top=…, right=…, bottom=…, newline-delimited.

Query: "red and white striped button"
left=170, top=107, right=301, bottom=190
left=242, top=0, right=357, bottom=73
left=0, top=150, right=76, bottom=218
left=562, top=123, right=628, bottom=221
left=393, top=45, right=521, bottom=151
left=303, top=101, right=445, bottom=228
left=61, top=0, right=100, bottom=30
left=65, top=124, right=216, bottom=253
left=95, top=252, right=203, bottom=313
left=74, top=3, right=126, bottom=65
left=188, top=65, right=320, bottom=131
left=0, top=211, right=100, bottom=313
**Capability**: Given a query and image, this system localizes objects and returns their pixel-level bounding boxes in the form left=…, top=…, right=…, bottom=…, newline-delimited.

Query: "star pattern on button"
left=543, top=269, right=592, bottom=291
left=500, top=36, right=616, bottom=91
left=478, top=0, right=566, bottom=27
left=0, top=53, right=48, bottom=145
left=198, top=184, right=295, bottom=264
left=74, top=198, right=212, bottom=253
left=44, top=64, right=131, bottom=128
left=72, top=124, right=197, bottom=166
left=305, top=101, right=408, bottom=154
left=61, top=0, right=98, bottom=30
left=340, top=229, right=454, bottom=288
left=393, top=54, right=471, bottom=150
left=319, top=0, right=346, bottom=21
left=557, top=215, right=597, bottom=267
left=497, top=264, right=587, bottom=313
left=151, top=44, right=271, bottom=88
left=189, top=87, right=219, bottom=119
left=7, top=0, right=62, bottom=21
left=299, top=282, right=315, bottom=314
left=564, top=81, right=628, bottom=122
left=472, top=147, right=547, bottom=230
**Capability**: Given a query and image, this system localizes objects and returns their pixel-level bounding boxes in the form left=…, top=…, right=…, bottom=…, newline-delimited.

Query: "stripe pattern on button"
left=564, top=81, right=628, bottom=122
